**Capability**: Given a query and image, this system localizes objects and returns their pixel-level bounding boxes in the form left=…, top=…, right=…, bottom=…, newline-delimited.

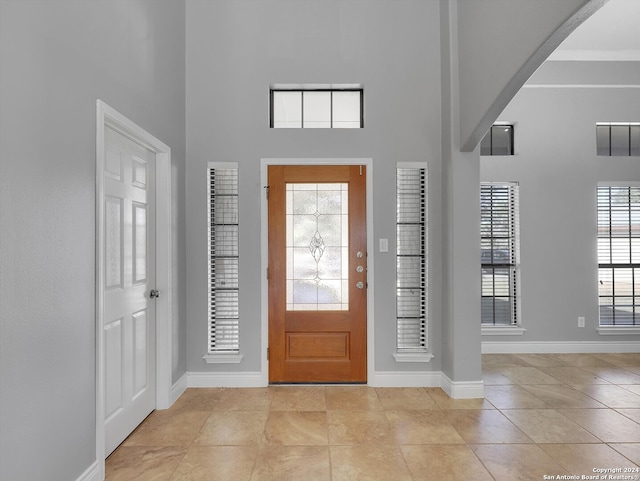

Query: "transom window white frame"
left=480, top=123, right=515, bottom=156
left=596, top=123, right=640, bottom=156
left=394, top=162, right=433, bottom=362
left=270, top=84, right=364, bottom=129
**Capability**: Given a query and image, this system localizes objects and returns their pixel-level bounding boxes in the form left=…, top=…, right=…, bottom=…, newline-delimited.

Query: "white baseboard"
left=170, top=373, right=188, bottom=406
left=76, top=460, right=100, bottom=481
left=440, top=373, right=485, bottom=399
left=482, top=340, right=640, bottom=354
left=187, top=371, right=267, bottom=388
left=184, top=370, right=486, bottom=400
left=368, top=370, right=441, bottom=388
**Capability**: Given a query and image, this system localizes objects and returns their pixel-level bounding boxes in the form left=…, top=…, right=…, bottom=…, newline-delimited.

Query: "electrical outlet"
left=578, top=316, right=585, bottom=328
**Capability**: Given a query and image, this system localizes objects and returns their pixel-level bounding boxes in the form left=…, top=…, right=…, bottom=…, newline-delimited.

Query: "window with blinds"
left=396, top=166, right=427, bottom=352
left=597, top=185, right=640, bottom=326
left=207, top=163, right=240, bottom=353
left=481, top=182, right=519, bottom=326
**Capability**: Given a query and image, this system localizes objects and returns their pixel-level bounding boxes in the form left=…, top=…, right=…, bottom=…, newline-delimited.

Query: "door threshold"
left=269, top=382, right=367, bottom=386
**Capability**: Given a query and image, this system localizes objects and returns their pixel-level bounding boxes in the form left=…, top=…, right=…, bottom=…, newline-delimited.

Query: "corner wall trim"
left=169, top=373, right=188, bottom=407
left=482, top=340, right=640, bottom=354
left=75, top=461, right=100, bottom=481
left=440, top=373, right=484, bottom=399
left=187, top=371, right=266, bottom=388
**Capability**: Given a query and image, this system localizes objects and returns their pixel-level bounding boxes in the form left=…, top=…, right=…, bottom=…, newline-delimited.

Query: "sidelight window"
left=206, top=163, right=240, bottom=357
left=396, top=165, right=428, bottom=355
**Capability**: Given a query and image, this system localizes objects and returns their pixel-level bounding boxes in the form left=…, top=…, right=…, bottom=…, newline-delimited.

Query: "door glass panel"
left=286, top=183, right=349, bottom=311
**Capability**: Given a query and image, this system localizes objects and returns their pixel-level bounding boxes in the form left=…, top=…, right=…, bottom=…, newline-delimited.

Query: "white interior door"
left=103, top=126, right=156, bottom=456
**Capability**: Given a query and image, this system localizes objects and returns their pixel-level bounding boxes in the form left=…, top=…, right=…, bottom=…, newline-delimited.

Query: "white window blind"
left=481, top=182, right=519, bottom=326
left=396, top=166, right=427, bottom=352
left=597, top=185, right=640, bottom=326
left=207, top=163, right=240, bottom=353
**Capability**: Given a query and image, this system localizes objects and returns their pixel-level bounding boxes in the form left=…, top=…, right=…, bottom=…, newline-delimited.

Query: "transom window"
left=481, top=182, right=520, bottom=326
left=597, top=185, right=640, bottom=326
left=481, top=124, right=514, bottom=156
left=270, top=88, right=363, bottom=129
left=596, top=123, right=640, bottom=156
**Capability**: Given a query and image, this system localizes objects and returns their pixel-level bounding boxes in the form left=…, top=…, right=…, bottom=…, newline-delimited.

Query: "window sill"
left=482, top=326, right=527, bottom=336
left=203, top=353, right=244, bottom=364
left=597, top=327, right=640, bottom=336
left=393, top=352, right=434, bottom=363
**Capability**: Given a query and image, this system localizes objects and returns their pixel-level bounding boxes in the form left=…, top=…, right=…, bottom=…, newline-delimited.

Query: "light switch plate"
left=379, top=238, right=389, bottom=252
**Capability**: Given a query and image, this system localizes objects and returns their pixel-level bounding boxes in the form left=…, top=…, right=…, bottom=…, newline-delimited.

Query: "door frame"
left=95, top=100, right=173, bottom=474
left=260, top=158, right=375, bottom=385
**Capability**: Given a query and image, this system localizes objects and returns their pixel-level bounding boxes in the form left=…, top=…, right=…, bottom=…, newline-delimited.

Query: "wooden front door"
left=268, top=165, right=367, bottom=383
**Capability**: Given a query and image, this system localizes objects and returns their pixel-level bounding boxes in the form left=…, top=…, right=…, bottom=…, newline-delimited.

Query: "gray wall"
left=481, top=61, right=640, bottom=343
left=185, top=0, right=444, bottom=374
left=456, top=0, right=599, bottom=151
left=0, top=1, right=186, bottom=480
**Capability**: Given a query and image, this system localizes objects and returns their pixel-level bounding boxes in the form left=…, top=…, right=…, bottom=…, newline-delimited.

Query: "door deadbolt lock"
left=356, top=265, right=364, bottom=273
left=150, top=289, right=160, bottom=299
left=356, top=281, right=364, bottom=289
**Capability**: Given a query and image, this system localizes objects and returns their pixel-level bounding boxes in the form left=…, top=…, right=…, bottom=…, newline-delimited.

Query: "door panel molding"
left=96, top=100, right=172, bottom=478
left=260, top=158, right=374, bottom=385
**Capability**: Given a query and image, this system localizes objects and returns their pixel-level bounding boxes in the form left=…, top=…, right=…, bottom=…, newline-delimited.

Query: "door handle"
left=356, top=281, right=364, bottom=289
left=150, top=289, right=160, bottom=299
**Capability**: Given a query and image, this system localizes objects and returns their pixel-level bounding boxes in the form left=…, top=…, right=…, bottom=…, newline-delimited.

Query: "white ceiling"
left=548, top=0, right=640, bottom=61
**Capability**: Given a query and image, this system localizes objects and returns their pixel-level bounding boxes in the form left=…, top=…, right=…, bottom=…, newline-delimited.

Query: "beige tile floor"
left=106, top=353, right=640, bottom=481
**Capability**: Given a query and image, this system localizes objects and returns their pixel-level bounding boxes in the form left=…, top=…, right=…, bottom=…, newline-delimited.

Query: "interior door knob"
left=150, top=289, right=160, bottom=299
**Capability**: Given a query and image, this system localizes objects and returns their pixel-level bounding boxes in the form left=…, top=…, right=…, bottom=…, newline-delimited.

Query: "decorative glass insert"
left=286, top=183, right=349, bottom=311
